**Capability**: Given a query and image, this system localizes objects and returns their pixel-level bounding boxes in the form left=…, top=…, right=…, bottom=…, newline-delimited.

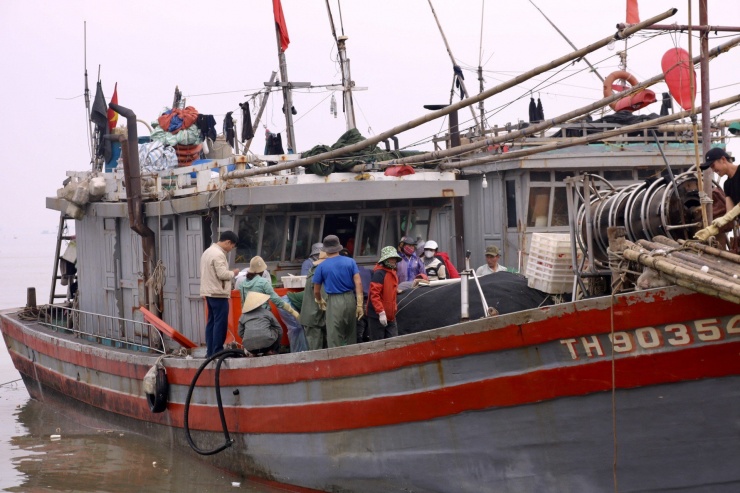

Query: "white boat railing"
left=37, top=305, right=166, bottom=354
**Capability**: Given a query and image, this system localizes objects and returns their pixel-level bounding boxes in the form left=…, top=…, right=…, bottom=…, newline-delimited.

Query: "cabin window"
left=323, top=213, right=358, bottom=254
left=385, top=211, right=400, bottom=248
left=527, top=187, right=551, bottom=228
left=261, top=215, right=287, bottom=262
left=286, top=215, right=322, bottom=261
left=236, top=215, right=261, bottom=264
left=506, top=180, right=517, bottom=228
left=552, top=187, right=569, bottom=226
left=402, top=209, right=430, bottom=245
left=356, top=214, right=383, bottom=258
left=604, top=170, right=633, bottom=182
left=160, top=217, right=174, bottom=231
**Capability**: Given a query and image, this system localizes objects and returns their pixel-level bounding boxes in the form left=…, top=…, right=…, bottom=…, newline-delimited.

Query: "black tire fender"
left=146, top=367, right=169, bottom=413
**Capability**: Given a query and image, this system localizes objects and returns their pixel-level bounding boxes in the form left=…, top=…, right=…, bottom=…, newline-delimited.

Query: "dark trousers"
left=205, top=297, right=230, bottom=357
left=367, top=317, right=398, bottom=341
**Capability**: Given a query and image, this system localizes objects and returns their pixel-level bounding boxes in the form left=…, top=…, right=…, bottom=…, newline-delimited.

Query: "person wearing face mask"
left=422, top=240, right=447, bottom=281
left=366, top=246, right=402, bottom=341
left=396, top=236, right=425, bottom=285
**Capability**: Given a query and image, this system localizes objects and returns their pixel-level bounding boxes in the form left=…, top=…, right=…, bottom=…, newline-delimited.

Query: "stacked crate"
left=525, top=233, right=578, bottom=294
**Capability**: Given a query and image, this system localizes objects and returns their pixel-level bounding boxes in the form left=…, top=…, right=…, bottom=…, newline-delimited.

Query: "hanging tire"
left=146, top=367, right=169, bottom=413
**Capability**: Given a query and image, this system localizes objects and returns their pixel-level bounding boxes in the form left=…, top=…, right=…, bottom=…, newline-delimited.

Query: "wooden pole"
left=426, top=0, right=481, bottom=131
left=242, top=71, right=277, bottom=156
left=225, top=8, right=678, bottom=180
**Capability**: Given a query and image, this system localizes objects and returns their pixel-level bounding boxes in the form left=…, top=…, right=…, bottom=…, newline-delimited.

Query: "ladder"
left=49, top=212, right=77, bottom=305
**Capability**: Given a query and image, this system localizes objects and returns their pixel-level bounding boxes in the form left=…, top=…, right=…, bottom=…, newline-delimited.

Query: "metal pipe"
left=618, top=23, right=740, bottom=33
left=225, top=8, right=678, bottom=180
left=700, top=0, right=713, bottom=223
left=108, top=103, right=157, bottom=313
left=460, top=251, right=471, bottom=321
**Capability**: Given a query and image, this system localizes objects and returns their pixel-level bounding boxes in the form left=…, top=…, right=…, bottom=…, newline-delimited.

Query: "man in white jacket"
left=200, top=230, right=240, bottom=357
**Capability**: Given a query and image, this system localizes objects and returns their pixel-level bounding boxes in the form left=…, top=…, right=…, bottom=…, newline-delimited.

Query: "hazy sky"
left=0, top=0, right=738, bottom=235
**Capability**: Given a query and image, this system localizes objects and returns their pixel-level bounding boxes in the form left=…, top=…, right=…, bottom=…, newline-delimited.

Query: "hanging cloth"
left=528, top=97, right=537, bottom=123
left=453, top=65, right=465, bottom=100
left=240, top=101, right=254, bottom=141
left=536, top=98, right=545, bottom=121
left=223, top=111, right=235, bottom=148
left=660, top=92, right=673, bottom=116
left=195, top=114, right=217, bottom=141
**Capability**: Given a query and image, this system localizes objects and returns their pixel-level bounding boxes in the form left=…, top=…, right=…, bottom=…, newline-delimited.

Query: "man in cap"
left=301, top=251, right=328, bottom=350
left=301, top=242, right=323, bottom=276
left=701, top=147, right=739, bottom=208
left=200, top=230, right=241, bottom=358
left=238, top=291, right=282, bottom=356
left=476, top=245, right=507, bottom=277
left=396, top=236, right=425, bottom=285
left=366, top=246, right=402, bottom=341
left=312, top=235, right=364, bottom=347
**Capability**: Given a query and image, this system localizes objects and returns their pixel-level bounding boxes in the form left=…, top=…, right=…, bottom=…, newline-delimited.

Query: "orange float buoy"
left=661, top=48, right=696, bottom=111
left=602, top=70, right=656, bottom=112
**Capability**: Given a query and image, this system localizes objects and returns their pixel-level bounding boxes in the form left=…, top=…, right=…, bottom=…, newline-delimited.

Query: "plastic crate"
left=526, top=233, right=577, bottom=294
left=281, top=275, right=306, bottom=288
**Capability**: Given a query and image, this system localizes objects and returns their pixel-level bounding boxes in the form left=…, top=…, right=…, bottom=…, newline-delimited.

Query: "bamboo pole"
left=224, top=9, right=678, bottom=180
left=439, top=94, right=740, bottom=170
left=373, top=35, right=740, bottom=168
left=656, top=271, right=740, bottom=304
left=678, top=239, right=740, bottom=265
left=637, top=239, right=740, bottom=281
left=622, top=246, right=740, bottom=299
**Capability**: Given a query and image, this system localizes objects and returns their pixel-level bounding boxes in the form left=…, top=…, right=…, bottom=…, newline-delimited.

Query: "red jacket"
left=367, top=264, right=398, bottom=321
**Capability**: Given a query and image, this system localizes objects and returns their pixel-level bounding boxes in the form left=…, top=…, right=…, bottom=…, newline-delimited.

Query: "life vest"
left=435, top=252, right=460, bottom=279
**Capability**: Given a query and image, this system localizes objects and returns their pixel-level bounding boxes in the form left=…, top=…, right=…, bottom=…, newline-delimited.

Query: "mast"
left=325, top=0, right=356, bottom=131
left=336, top=36, right=357, bottom=131
left=275, top=26, right=297, bottom=153
left=477, top=0, right=486, bottom=132
left=427, top=0, right=481, bottom=134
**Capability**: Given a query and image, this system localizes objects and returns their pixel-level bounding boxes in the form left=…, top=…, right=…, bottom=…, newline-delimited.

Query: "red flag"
left=626, top=0, right=640, bottom=24
left=273, top=0, right=290, bottom=52
left=107, top=83, right=118, bottom=131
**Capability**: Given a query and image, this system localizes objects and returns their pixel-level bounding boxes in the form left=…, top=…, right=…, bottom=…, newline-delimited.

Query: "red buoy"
left=661, top=48, right=696, bottom=111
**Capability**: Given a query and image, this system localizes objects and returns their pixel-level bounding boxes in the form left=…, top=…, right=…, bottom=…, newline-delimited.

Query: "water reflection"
left=5, top=394, right=282, bottom=492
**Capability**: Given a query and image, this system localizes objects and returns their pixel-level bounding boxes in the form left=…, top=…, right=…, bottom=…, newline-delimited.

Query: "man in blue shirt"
left=313, top=235, right=363, bottom=347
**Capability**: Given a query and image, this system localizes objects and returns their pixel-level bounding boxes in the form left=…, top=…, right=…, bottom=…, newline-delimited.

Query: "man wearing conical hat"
left=366, top=246, right=402, bottom=341
left=239, top=291, right=282, bottom=356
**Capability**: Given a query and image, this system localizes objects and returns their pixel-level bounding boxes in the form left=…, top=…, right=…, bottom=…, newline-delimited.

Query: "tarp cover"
left=395, top=271, right=554, bottom=335
left=300, top=128, right=420, bottom=176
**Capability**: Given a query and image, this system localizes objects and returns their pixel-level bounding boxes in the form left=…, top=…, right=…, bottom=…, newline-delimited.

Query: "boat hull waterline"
left=2, top=286, right=740, bottom=492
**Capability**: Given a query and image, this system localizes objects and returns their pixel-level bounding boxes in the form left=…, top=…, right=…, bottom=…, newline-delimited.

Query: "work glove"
left=316, top=298, right=327, bottom=311
left=286, top=306, right=300, bottom=320
left=355, top=303, right=364, bottom=321
left=378, top=311, right=388, bottom=327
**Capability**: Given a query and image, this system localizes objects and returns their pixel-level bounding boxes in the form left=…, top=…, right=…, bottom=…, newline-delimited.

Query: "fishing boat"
left=3, top=3, right=740, bottom=492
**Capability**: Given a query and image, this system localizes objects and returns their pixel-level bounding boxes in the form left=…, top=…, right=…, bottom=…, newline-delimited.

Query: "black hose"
left=184, top=349, right=246, bottom=455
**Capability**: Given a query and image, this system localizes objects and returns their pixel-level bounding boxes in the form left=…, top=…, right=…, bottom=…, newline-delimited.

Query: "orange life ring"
left=603, top=70, right=639, bottom=111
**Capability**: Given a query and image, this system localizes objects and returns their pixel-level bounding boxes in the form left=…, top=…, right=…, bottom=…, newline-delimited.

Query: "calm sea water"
left=0, top=231, right=285, bottom=493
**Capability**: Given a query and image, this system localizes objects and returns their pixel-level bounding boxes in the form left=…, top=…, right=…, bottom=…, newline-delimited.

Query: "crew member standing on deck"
left=476, top=245, right=507, bottom=276
left=701, top=147, right=739, bottom=207
left=200, top=230, right=240, bottom=358
left=366, top=246, right=402, bottom=341
left=397, top=236, right=425, bottom=284
left=301, top=251, right=328, bottom=350
left=312, top=235, right=364, bottom=347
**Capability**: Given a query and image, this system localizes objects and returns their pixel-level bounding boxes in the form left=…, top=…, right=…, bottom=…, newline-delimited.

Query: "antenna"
left=83, top=21, right=94, bottom=168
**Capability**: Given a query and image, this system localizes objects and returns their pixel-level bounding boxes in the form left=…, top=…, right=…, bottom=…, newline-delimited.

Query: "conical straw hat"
left=242, top=291, right=270, bottom=313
